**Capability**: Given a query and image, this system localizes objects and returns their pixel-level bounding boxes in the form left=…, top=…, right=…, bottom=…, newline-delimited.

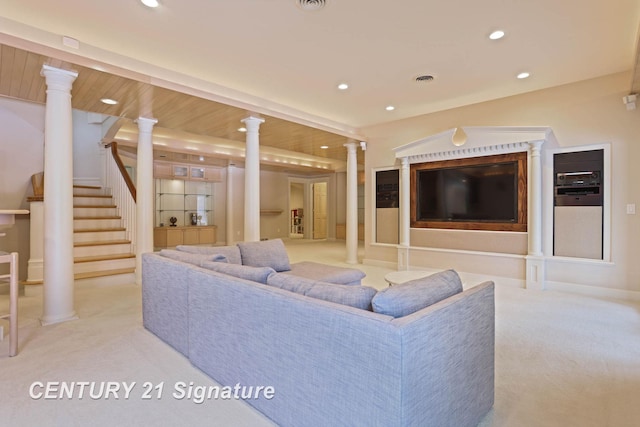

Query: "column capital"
left=343, top=142, right=358, bottom=153
left=41, top=65, right=78, bottom=92
left=136, top=117, right=158, bottom=132
left=400, top=156, right=410, bottom=167
left=241, top=116, right=265, bottom=132
left=528, top=139, right=545, bottom=153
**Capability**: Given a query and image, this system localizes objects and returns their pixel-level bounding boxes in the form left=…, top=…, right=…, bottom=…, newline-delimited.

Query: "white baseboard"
left=545, top=280, right=640, bottom=302
left=362, top=258, right=397, bottom=269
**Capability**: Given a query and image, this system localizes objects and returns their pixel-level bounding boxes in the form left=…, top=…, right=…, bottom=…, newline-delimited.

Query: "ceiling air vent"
left=297, top=0, right=326, bottom=11
left=415, top=75, right=434, bottom=83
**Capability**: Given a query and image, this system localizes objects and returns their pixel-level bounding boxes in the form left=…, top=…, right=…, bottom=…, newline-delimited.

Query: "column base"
left=40, top=312, right=79, bottom=326
left=525, top=255, right=546, bottom=291
left=397, top=245, right=410, bottom=270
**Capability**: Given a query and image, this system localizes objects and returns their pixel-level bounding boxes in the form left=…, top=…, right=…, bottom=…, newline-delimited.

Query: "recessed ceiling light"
left=296, top=0, right=325, bottom=11
left=320, top=145, right=329, bottom=149
left=238, top=127, right=247, bottom=132
left=141, top=0, right=159, bottom=7
left=517, top=72, right=530, bottom=79
left=385, top=105, right=395, bottom=111
left=337, top=83, right=349, bottom=90
left=489, top=30, right=505, bottom=40
left=100, top=98, right=118, bottom=105
left=199, top=155, right=204, bottom=161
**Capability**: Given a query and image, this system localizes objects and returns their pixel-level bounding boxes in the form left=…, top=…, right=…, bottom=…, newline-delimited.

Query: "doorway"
left=313, top=182, right=327, bottom=239
left=289, top=182, right=305, bottom=238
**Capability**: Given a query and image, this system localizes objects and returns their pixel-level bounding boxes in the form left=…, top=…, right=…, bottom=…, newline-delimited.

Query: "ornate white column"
left=135, top=117, right=157, bottom=285
left=344, top=142, right=358, bottom=264
left=242, top=116, right=265, bottom=242
left=398, top=157, right=411, bottom=270
left=526, top=140, right=545, bottom=290
left=226, top=162, right=235, bottom=245
left=40, top=65, right=78, bottom=326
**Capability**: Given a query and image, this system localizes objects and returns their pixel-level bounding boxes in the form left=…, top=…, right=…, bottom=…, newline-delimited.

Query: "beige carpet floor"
left=1, top=240, right=639, bottom=427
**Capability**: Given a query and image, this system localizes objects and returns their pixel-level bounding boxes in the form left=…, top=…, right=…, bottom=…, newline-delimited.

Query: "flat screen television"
left=416, top=162, right=518, bottom=223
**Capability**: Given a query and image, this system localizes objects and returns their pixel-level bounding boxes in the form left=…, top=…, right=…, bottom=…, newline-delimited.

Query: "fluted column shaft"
left=242, top=116, right=265, bottom=242
left=41, top=65, right=78, bottom=325
left=135, top=117, right=157, bottom=285
left=344, top=142, right=358, bottom=264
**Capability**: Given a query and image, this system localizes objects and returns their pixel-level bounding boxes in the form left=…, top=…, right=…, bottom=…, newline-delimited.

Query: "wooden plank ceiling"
left=0, top=44, right=358, bottom=167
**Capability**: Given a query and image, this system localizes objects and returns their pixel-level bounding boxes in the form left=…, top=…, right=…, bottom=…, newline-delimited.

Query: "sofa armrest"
left=392, top=281, right=495, bottom=427
left=141, top=253, right=192, bottom=357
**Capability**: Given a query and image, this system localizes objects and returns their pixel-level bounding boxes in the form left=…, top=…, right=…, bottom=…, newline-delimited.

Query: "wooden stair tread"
left=74, top=227, right=126, bottom=233
left=74, top=268, right=135, bottom=280
left=74, top=194, right=112, bottom=198
left=74, top=239, right=131, bottom=247
left=75, top=253, right=135, bottom=263
left=73, top=185, right=102, bottom=189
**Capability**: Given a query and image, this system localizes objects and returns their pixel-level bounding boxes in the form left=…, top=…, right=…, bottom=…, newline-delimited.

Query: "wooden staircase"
left=73, top=185, right=136, bottom=281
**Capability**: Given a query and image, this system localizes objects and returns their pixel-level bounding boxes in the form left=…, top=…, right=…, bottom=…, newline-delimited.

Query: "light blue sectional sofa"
left=142, top=239, right=495, bottom=427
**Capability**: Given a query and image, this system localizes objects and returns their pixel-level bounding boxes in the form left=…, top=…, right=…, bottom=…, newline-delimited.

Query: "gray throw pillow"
left=267, top=273, right=376, bottom=310
left=159, top=249, right=223, bottom=266
left=237, top=239, right=291, bottom=272
left=200, top=260, right=275, bottom=284
left=371, top=269, right=463, bottom=318
left=176, top=245, right=242, bottom=264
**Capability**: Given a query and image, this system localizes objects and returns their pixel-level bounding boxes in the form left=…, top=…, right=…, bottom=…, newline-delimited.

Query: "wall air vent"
left=297, top=0, right=326, bottom=11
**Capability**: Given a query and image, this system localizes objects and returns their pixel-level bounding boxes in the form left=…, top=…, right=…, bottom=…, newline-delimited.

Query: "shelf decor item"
left=169, top=216, right=177, bottom=227
left=190, top=212, right=198, bottom=226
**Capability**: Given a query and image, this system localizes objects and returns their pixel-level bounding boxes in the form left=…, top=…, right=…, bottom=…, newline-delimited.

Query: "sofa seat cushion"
left=284, top=261, right=366, bottom=286
left=267, top=273, right=377, bottom=310
left=372, top=269, right=463, bottom=318
left=159, top=249, right=227, bottom=266
left=200, top=261, right=275, bottom=284
left=237, top=239, right=291, bottom=272
left=176, top=245, right=242, bottom=265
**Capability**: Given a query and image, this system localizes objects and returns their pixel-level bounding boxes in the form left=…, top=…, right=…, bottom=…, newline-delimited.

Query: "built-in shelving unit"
left=155, top=179, right=213, bottom=227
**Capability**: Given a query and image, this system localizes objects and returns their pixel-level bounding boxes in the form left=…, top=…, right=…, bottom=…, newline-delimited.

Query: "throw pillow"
left=200, top=260, right=275, bottom=284
left=267, top=273, right=377, bottom=310
left=176, top=245, right=242, bottom=264
left=371, top=269, right=463, bottom=318
left=237, top=239, right=291, bottom=272
left=159, top=249, right=224, bottom=266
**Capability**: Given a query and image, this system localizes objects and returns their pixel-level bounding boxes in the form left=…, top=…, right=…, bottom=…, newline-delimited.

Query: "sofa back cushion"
left=371, top=269, right=463, bottom=318
left=237, top=239, right=291, bottom=272
left=176, top=245, right=242, bottom=265
left=267, top=273, right=377, bottom=310
left=159, top=249, right=225, bottom=266
left=200, top=260, right=275, bottom=284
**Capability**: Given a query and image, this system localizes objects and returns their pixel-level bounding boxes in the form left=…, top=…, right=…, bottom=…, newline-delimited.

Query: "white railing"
left=104, top=143, right=136, bottom=255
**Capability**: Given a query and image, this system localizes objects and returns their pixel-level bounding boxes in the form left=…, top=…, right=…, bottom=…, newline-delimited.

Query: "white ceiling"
left=0, top=0, right=639, bottom=134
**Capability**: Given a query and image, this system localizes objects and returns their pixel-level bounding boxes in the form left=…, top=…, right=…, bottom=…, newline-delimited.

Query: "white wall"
left=362, top=72, right=640, bottom=296
left=72, top=111, right=105, bottom=187
left=0, top=98, right=44, bottom=278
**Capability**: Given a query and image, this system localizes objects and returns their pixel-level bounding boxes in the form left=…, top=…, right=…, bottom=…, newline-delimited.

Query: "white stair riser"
left=74, top=218, right=122, bottom=229
left=73, top=187, right=109, bottom=196
left=74, top=257, right=136, bottom=274
left=74, top=207, right=118, bottom=217
left=74, top=230, right=127, bottom=243
left=74, top=243, right=132, bottom=258
left=73, top=196, right=113, bottom=206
